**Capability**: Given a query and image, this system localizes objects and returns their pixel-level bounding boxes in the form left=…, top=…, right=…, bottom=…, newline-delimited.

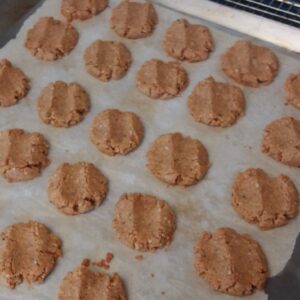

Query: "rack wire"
left=209, top=0, right=300, bottom=27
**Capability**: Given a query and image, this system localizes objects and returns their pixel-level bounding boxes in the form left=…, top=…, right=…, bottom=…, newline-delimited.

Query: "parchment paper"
left=0, top=1, right=299, bottom=299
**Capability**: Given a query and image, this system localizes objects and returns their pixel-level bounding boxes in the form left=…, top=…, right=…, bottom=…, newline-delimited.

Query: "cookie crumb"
left=106, top=252, right=114, bottom=263
left=81, top=258, right=90, bottom=267
left=93, top=259, right=109, bottom=270
left=135, top=255, right=144, bottom=261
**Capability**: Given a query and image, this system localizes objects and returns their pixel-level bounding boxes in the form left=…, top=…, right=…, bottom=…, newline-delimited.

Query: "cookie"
left=61, top=0, right=108, bottom=21
left=0, top=221, right=62, bottom=289
left=147, top=132, right=210, bottom=187
left=25, top=17, right=78, bottom=61
left=232, top=168, right=299, bottom=229
left=37, top=81, right=89, bottom=128
left=0, top=129, right=50, bottom=182
left=113, top=193, right=176, bottom=251
left=57, top=265, right=127, bottom=300
left=48, top=162, right=108, bottom=215
left=221, top=40, right=279, bottom=87
left=0, top=59, right=29, bottom=107
left=84, top=40, right=132, bottom=82
left=110, top=0, right=157, bottom=39
left=285, top=73, right=300, bottom=109
left=194, top=227, right=268, bottom=296
left=136, top=59, right=188, bottom=99
left=164, top=19, right=213, bottom=62
left=90, top=109, right=144, bottom=156
left=188, top=76, right=245, bottom=127
left=262, top=116, right=300, bottom=167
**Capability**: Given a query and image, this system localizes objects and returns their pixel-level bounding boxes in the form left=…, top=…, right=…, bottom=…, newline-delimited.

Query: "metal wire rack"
left=209, top=0, right=300, bottom=27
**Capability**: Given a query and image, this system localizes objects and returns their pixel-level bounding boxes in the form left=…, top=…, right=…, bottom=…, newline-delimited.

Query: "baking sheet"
left=0, top=0, right=299, bottom=299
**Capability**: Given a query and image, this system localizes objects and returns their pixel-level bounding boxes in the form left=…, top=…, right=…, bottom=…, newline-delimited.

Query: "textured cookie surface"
left=0, top=129, right=50, bottom=182
left=48, top=162, right=108, bottom=215
left=147, top=132, right=209, bottom=186
left=188, top=76, right=245, bottom=127
left=285, top=73, right=300, bottom=109
left=221, top=40, right=279, bottom=87
left=136, top=59, right=188, bottom=99
left=262, top=116, right=300, bottom=167
left=113, top=193, right=176, bottom=251
left=164, top=19, right=213, bottom=62
left=194, top=227, right=268, bottom=296
left=0, top=221, right=62, bottom=289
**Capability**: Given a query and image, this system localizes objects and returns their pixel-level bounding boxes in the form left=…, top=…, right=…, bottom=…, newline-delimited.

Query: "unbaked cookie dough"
left=262, top=116, right=300, bottom=167
left=194, top=227, right=268, bottom=296
left=221, top=40, right=279, bottom=87
left=113, top=193, right=176, bottom=251
left=84, top=40, right=132, bottom=82
left=164, top=19, right=213, bottom=62
left=232, top=168, right=299, bottom=229
left=0, top=59, right=29, bottom=107
left=147, top=132, right=210, bottom=187
left=48, top=162, right=108, bottom=215
left=0, top=129, right=50, bottom=182
left=61, top=0, right=108, bottom=21
left=57, top=265, right=127, bottom=300
left=136, top=59, right=188, bottom=99
left=285, top=73, right=300, bottom=109
left=37, top=81, right=89, bottom=128
left=188, top=76, right=245, bottom=127
left=110, top=0, right=157, bottom=39
left=90, top=109, right=144, bottom=156
left=25, top=17, right=78, bottom=61
left=0, top=221, right=62, bottom=289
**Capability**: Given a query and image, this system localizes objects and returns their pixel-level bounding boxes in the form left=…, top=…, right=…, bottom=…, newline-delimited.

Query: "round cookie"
left=136, top=59, right=188, bottom=99
left=90, top=109, right=144, bottom=156
left=37, top=81, right=89, bottom=128
left=110, top=1, right=157, bottom=39
left=25, top=17, right=78, bottom=61
left=164, top=19, right=213, bottom=62
left=113, top=193, right=176, bottom=251
left=147, top=132, right=210, bottom=187
left=48, top=162, right=108, bottom=215
left=221, top=40, right=279, bottom=87
left=61, top=0, right=108, bottom=21
left=0, top=221, right=62, bottom=289
left=0, top=129, right=50, bottom=183
left=188, top=76, right=245, bottom=127
left=262, top=116, right=300, bottom=167
left=57, top=265, right=127, bottom=300
left=84, top=40, right=132, bottom=82
left=285, top=73, right=300, bottom=109
left=0, top=59, right=29, bottom=107
left=194, top=227, right=268, bottom=296
left=232, top=168, right=299, bottom=229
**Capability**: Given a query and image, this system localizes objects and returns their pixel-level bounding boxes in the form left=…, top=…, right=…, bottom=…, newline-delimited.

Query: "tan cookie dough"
left=84, top=40, right=132, bottom=82
left=37, top=81, right=89, bottom=128
left=110, top=0, right=157, bottom=39
left=90, top=109, right=144, bottom=156
left=194, top=227, right=268, bottom=296
left=25, top=17, right=78, bottom=61
left=285, top=73, right=300, bottom=109
left=0, top=129, right=50, bottom=182
left=113, top=193, right=176, bottom=251
left=48, top=162, right=108, bottom=215
left=57, top=265, right=127, bottom=300
left=262, top=116, right=300, bottom=167
left=147, top=132, right=210, bottom=187
left=232, top=168, right=299, bottom=229
left=0, top=59, right=29, bottom=107
left=188, top=76, right=245, bottom=127
left=0, top=221, right=62, bottom=289
left=221, top=40, right=279, bottom=87
left=61, top=0, right=108, bottom=21
left=164, top=19, right=213, bottom=62
left=136, top=59, right=188, bottom=99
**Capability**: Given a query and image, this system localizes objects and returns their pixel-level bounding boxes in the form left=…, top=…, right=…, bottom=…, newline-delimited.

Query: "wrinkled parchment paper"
left=0, top=0, right=299, bottom=299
